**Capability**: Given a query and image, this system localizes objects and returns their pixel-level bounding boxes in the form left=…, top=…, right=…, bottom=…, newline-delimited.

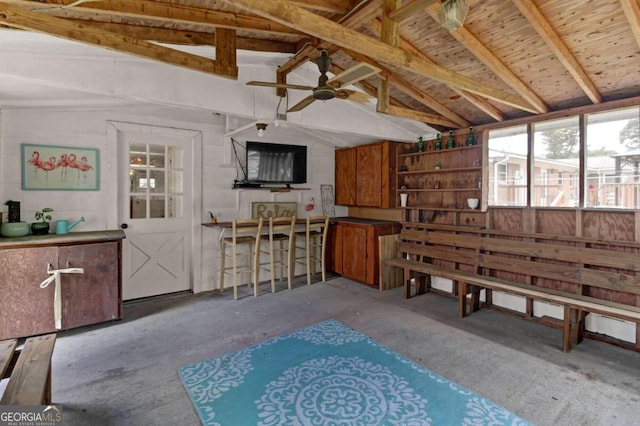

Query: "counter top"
left=0, top=230, right=126, bottom=249
left=329, top=217, right=400, bottom=225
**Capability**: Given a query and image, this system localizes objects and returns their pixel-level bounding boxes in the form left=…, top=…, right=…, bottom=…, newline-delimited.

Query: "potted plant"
left=31, top=207, right=53, bottom=235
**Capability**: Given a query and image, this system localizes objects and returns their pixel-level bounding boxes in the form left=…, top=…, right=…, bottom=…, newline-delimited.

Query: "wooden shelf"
left=401, top=206, right=484, bottom=212
left=400, top=188, right=481, bottom=192
left=399, top=166, right=481, bottom=175
left=398, top=144, right=481, bottom=158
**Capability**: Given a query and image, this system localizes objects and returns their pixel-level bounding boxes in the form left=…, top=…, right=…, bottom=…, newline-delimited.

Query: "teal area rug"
left=179, top=320, right=530, bottom=425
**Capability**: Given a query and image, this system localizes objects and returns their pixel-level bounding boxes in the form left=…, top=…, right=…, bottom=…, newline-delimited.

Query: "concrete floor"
left=51, top=276, right=640, bottom=426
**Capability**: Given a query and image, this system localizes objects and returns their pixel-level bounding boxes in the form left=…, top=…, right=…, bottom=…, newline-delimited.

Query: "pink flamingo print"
left=56, top=154, right=70, bottom=181
left=27, top=151, right=43, bottom=176
left=38, top=156, right=57, bottom=184
left=68, top=154, right=81, bottom=182
left=78, top=156, right=94, bottom=183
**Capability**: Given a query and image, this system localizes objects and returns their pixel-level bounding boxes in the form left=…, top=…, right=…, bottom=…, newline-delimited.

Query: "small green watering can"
left=55, top=217, right=85, bottom=235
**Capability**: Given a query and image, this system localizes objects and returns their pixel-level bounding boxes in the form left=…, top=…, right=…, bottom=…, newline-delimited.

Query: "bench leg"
left=403, top=269, right=411, bottom=299
left=459, top=281, right=468, bottom=317
left=469, top=285, right=481, bottom=313
left=563, top=305, right=581, bottom=352
left=571, top=310, right=586, bottom=346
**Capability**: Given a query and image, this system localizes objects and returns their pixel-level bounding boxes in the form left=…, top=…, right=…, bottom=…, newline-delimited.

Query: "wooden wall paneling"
left=489, top=208, right=523, bottom=231
left=522, top=207, right=536, bottom=233
left=582, top=210, right=636, bottom=241
left=535, top=209, right=575, bottom=235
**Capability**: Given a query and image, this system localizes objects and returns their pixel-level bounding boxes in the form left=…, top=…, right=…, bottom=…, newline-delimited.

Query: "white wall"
left=0, top=105, right=345, bottom=293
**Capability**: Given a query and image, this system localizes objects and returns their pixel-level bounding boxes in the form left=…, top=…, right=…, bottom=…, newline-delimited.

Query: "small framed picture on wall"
left=21, top=143, right=100, bottom=191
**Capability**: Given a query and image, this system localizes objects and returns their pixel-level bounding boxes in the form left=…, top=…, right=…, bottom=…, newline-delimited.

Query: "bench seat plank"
left=0, top=334, right=56, bottom=405
left=0, top=339, right=17, bottom=379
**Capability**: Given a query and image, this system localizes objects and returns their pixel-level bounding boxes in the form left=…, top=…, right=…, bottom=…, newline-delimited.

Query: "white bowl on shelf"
left=1, top=221, right=30, bottom=237
left=466, top=198, right=479, bottom=210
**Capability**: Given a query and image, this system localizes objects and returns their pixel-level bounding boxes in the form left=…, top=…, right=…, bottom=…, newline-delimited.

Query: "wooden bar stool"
left=294, top=216, right=329, bottom=285
left=259, top=216, right=296, bottom=293
left=219, top=218, right=263, bottom=300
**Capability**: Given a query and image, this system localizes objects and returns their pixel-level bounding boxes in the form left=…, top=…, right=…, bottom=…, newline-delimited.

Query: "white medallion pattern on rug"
left=289, top=320, right=366, bottom=345
left=256, top=355, right=431, bottom=425
left=179, top=348, right=253, bottom=405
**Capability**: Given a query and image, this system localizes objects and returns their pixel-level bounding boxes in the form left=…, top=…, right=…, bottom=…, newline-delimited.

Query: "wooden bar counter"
left=0, top=230, right=125, bottom=339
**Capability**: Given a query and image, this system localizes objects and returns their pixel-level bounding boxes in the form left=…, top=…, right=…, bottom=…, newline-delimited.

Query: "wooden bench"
left=0, top=334, right=56, bottom=404
left=386, top=224, right=640, bottom=352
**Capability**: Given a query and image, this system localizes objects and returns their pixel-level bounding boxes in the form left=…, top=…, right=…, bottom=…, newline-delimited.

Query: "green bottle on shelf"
left=466, top=127, right=476, bottom=146
left=446, top=130, right=455, bottom=149
left=435, top=133, right=442, bottom=151
left=417, top=136, right=425, bottom=152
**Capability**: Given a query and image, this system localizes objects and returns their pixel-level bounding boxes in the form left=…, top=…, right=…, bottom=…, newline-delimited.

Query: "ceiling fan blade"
left=335, top=89, right=372, bottom=104
left=246, top=81, right=314, bottom=91
left=288, top=96, right=317, bottom=112
left=327, top=63, right=381, bottom=88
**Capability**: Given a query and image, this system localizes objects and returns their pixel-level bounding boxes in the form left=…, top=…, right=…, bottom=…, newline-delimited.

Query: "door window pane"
left=128, top=141, right=184, bottom=219
left=488, top=125, right=528, bottom=206
left=150, top=196, right=165, bottom=218
left=533, top=117, right=580, bottom=207
left=130, top=196, right=146, bottom=219
left=586, top=107, right=640, bottom=208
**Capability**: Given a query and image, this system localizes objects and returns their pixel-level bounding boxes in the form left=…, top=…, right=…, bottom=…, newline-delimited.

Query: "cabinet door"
left=335, top=148, right=357, bottom=206
left=356, top=144, right=382, bottom=206
left=341, top=225, right=367, bottom=281
left=59, top=242, right=121, bottom=330
left=0, top=247, right=58, bottom=339
left=326, top=222, right=343, bottom=274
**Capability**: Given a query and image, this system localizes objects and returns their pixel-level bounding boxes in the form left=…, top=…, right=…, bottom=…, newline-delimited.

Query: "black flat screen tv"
left=246, top=141, right=307, bottom=184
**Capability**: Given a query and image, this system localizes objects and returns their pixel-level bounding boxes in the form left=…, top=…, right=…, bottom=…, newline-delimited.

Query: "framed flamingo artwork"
left=21, top=143, right=100, bottom=191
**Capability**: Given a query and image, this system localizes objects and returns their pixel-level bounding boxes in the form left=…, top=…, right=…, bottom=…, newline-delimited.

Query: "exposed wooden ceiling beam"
left=64, top=20, right=298, bottom=53
left=385, top=105, right=460, bottom=128
left=369, top=18, right=507, bottom=122
left=225, top=0, right=537, bottom=113
left=4, top=0, right=303, bottom=36
left=289, top=0, right=353, bottom=14
left=425, top=2, right=549, bottom=114
left=388, top=0, right=437, bottom=23
left=511, top=0, right=602, bottom=104
left=619, top=0, right=640, bottom=50
left=345, top=48, right=469, bottom=127
left=378, top=0, right=401, bottom=114
left=0, top=2, right=237, bottom=78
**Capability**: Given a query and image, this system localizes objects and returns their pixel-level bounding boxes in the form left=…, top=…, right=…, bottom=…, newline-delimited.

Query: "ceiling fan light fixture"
left=313, top=86, right=336, bottom=101
left=438, top=0, right=469, bottom=32
left=256, top=122, right=268, bottom=137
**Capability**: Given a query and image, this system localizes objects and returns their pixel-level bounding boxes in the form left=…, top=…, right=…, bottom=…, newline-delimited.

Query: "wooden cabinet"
left=0, top=231, right=124, bottom=340
left=397, top=133, right=485, bottom=223
left=327, top=218, right=400, bottom=287
left=335, top=148, right=357, bottom=206
left=335, top=141, right=398, bottom=208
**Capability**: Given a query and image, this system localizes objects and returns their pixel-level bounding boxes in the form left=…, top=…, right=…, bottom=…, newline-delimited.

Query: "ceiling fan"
left=247, top=50, right=381, bottom=112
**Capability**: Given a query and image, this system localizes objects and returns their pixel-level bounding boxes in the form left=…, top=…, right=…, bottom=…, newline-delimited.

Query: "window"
left=586, top=107, right=640, bottom=208
left=488, top=125, right=527, bottom=206
left=486, top=105, right=640, bottom=210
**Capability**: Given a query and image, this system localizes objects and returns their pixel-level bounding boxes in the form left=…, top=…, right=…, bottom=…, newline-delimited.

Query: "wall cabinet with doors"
left=327, top=217, right=401, bottom=287
left=335, top=141, right=398, bottom=208
left=0, top=231, right=125, bottom=340
left=397, top=132, right=486, bottom=224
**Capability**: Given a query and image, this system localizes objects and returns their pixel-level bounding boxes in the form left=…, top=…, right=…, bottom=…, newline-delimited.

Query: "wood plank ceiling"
left=0, top=0, right=638, bottom=129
